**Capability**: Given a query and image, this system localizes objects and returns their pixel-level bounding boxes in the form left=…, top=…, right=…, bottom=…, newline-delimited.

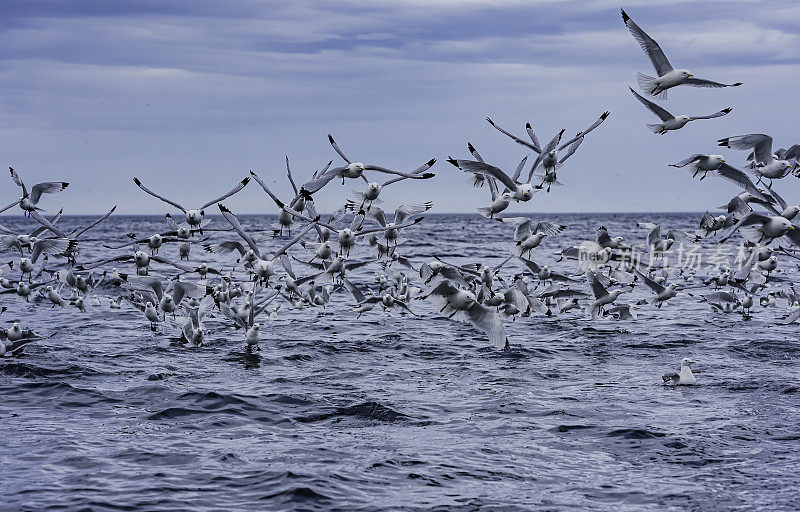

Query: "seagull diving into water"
left=621, top=8, right=742, bottom=99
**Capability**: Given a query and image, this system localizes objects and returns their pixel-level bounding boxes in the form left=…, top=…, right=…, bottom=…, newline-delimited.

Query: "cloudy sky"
left=1, top=0, right=798, bottom=214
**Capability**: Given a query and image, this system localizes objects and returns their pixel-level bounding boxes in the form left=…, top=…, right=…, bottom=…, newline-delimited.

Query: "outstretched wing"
left=30, top=182, right=69, bottom=204
left=669, top=154, right=705, bottom=168
left=684, top=77, right=742, bottom=89
left=133, top=178, right=186, bottom=212
left=629, top=87, right=673, bottom=121
left=448, top=159, right=517, bottom=190
left=217, top=203, right=260, bottom=258
left=718, top=134, right=773, bottom=165
left=486, top=117, right=540, bottom=153
left=716, top=163, right=767, bottom=202
left=621, top=8, right=673, bottom=76
left=690, top=107, right=732, bottom=121
left=199, top=177, right=250, bottom=210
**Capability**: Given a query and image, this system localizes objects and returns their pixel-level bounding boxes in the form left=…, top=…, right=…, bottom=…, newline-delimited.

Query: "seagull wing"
left=217, top=204, right=260, bottom=258
left=690, top=107, right=732, bottom=121
left=633, top=268, right=665, bottom=294
left=29, top=210, right=68, bottom=239
left=559, top=111, right=610, bottom=148
left=629, top=87, right=673, bottom=121
left=684, top=77, right=742, bottom=89
left=465, top=302, right=508, bottom=350
left=718, top=134, right=773, bottom=164
left=327, top=134, right=352, bottom=164
left=199, top=177, right=250, bottom=210
left=670, top=154, right=705, bottom=168
left=133, top=178, right=186, bottom=212
left=73, top=206, right=117, bottom=239
left=30, top=182, right=69, bottom=204
left=485, top=117, right=540, bottom=152
left=719, top=212, right=771, bottom=242
left=449, top=159, right=518, bottom=190
left=621, top=8, right=674, bottom=76
left=587, top=272, right=609, bottom=299
left=510, top=155, right=529, bottom=183
left=716, top=163, right=767, bottom=202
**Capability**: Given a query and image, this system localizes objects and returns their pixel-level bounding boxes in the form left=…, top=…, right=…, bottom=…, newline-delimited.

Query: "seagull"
left=662, top=358, right=697, bottom=385
left=0, top=167, right=69, bottom=217
left=447, top=158, right=538, bottom=202
left=718, top=134, right=796, bottom=186
left=669, top=154, right=767, bottom=201
left=621, top=9, right=742, bottom=99
left=634, top=269, right=678, bottom=307
left=132, top=176, right=250, bottom=233
left=500, top=217, right=567, bottom=258
left=587, top=271, right=627, bottom=317
left=485, top=112, right=609, bottom=190
left=418, top=281, right=509, bottom=350
left=327, top=134, right=436, bottom=185
left=698, top=211, right=727, bottom=238
left=245, top=323, right=261, bottom=350
left=629, top=87, right=731, bottom=134
left=719, top=212, right=795, bottom=244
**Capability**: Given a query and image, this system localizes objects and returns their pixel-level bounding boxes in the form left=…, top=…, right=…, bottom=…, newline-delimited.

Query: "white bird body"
left=663, top=358, right=697, bottom=385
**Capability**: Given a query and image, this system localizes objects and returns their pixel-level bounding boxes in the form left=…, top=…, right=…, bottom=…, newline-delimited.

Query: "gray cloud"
left=0, top=0, right=797, bottom=214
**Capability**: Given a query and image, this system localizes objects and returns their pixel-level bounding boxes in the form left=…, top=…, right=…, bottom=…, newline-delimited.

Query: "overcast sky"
left=1, top=0, right=798, bottom=215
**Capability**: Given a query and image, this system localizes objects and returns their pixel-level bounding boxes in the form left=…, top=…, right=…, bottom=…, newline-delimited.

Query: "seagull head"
left=516, top=183, right=536, bottom=202
left=348, top=162, right=366, bottom=173
left=186, top=209, right=203, bottom=226
left=680, top=358, right=696, bottom=367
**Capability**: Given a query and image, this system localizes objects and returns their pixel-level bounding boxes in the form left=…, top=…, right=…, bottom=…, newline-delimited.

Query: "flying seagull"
left=718, top=134, right=796, bottom=186
left=621, top=8, right=742, bottom=99
left=629, top=87, right=731, bottom=134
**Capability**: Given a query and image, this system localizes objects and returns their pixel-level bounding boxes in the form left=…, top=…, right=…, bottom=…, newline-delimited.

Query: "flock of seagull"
left=1, top=9, right=799, bottom=386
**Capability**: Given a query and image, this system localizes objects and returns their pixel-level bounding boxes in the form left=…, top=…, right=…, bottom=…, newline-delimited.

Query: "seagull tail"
left=637, top=73, right=666, bottom=99
left=646, top=123, right=663, bottom=134
left=468, top=173, right=486, bottom=188
left=477, top=206, right=494, bottom=218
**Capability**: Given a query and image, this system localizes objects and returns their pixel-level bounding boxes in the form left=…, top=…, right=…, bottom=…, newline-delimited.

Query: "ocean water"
left=1, top=213, right=799, bottom=511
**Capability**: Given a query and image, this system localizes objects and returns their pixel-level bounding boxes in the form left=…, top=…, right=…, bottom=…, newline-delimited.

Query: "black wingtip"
left=732, top=82, right=743, bottom=86
left=426, top=158, right=437, bottom=167
left=621, top=8, right=629, bottom=23
left=249, top=170, right=257, bottom=177
left=133, top=177, right=141, bottom=185
left=525, top=122, right=532, bottom=129
left=421, top=173, right=435, bottom=179
left=62, top=182, right=69, bottom=188
left=601, top=111, right=610, bottom=119
left=485, top=117, right=495, bottom=126
left=218, top=203, right=230, bottom=213
left=328, top=134, right=335, bottom=144
left=241, top=177, right=250, bottom=185
left=723, top=108, right=732, bottom=113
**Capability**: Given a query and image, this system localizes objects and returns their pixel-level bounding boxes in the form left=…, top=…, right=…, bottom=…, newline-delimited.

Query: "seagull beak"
left=689, top=360, right=697, bottom=365
left=688, top=73, right=694, bottom=77
left=688, top=118, right=694, bottom=121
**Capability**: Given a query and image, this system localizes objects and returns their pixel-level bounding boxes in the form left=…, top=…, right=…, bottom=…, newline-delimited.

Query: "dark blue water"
left=1, top=213, right=799, bottom=511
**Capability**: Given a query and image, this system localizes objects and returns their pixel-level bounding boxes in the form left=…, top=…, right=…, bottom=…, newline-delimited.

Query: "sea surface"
left=1, top=213, right=799, bottom=511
